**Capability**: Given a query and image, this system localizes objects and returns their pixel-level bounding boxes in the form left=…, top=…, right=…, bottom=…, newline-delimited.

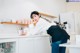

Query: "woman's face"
left=32, top=14, right=40, bottom=22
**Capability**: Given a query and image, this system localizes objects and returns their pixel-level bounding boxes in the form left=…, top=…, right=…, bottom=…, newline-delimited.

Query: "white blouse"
left=24, top=18, right=56, bottom=36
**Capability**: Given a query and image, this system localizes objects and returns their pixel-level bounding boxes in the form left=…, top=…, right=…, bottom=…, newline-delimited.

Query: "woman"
left=26, top=11, right=55, bottom=36
left=25, top=11, right=70, bottom=53
left=47, top=25, right=70, bottom=53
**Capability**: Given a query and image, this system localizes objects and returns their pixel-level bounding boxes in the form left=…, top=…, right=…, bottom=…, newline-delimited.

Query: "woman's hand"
left=32, top=19, right=37, bottom=26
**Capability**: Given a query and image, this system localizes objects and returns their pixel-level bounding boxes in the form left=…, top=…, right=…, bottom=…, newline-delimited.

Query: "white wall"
left=66, top=2, right=80, bottom=34
left=0, top=0, right=67, bottom=19
left=59, top=2, right=80, bottom=35
left=29, top=0, right=67, bottom=16
left=60, top=12, right=75, bottom=34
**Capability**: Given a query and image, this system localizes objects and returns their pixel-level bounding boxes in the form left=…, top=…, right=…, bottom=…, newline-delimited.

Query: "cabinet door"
left=18, top=37, right=51, bottom=53
left=0, top=39, right=18, bottom=53
left=34, top=37, right=51, bottom=53
left=18, top=38, right=35, bottom=53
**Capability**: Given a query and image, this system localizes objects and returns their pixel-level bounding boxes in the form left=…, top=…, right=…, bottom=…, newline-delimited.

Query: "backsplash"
left=0, top=24, right=20, bottom=36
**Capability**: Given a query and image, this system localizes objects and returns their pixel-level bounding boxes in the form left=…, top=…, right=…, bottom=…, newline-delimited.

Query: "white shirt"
left=24, top=18, right=56, bottom=36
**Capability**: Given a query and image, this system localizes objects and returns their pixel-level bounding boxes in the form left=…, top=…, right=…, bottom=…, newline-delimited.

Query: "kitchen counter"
left=0, top=34, right=51, bottom=53
left=0, top=34, right=50, bottom=39
left=60, top=43, right=80, bottom=48
left=60, top=43, right=80, bottom=53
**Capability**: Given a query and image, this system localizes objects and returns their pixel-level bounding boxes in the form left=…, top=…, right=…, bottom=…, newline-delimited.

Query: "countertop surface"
left=59, top=43, right=80, bottom=48
left=0, top=34, right=50, bottom=39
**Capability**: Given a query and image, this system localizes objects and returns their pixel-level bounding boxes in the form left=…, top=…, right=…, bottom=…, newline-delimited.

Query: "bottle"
left=19, top=27, right=27, bottom=36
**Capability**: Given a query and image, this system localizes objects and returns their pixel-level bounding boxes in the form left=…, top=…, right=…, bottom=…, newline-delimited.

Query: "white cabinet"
left=18, top=38, right=35, bottom=53
left=0, top=38, right=18, bottom=53
left=0, top=36, right=51, bottom=53
left=18, top=36, right=51, bottom=53
left=34, top=37, right=51, bottom=53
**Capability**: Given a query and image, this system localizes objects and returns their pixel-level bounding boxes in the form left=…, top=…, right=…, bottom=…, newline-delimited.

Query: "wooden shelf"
left=39, top=12, right=57, bottom=18
left=0, top=22, right=28, bottom=26
left=0, top=12, right=56, bottom=26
